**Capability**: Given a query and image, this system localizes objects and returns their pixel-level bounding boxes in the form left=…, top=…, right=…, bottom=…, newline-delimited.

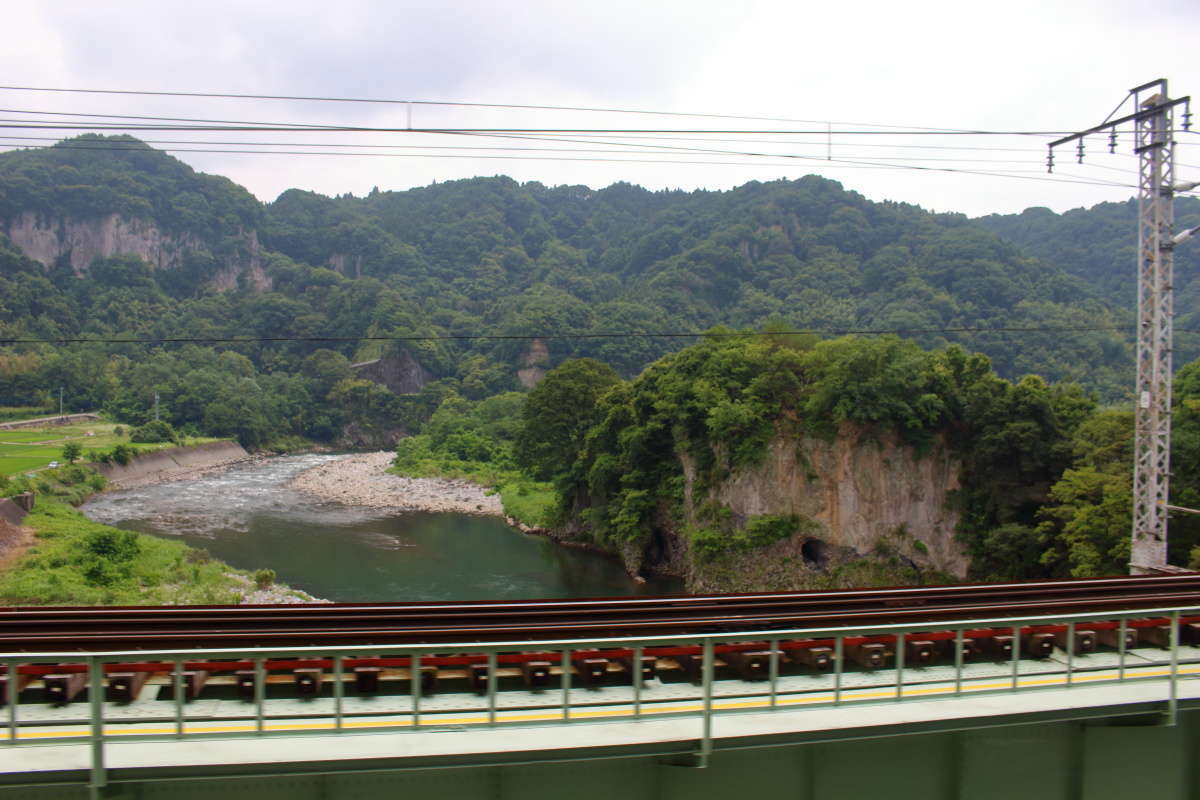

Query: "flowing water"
left=80, top=454, right=680, bottom=602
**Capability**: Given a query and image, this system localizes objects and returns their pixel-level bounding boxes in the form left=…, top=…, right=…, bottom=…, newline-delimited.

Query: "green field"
left=0, top=422, right=222, bottom=476
left=0, top=430, right=69, bottom=443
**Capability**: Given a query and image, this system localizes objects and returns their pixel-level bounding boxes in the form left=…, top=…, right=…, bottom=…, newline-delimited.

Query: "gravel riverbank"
left=287, top=452, right=504, bottom=516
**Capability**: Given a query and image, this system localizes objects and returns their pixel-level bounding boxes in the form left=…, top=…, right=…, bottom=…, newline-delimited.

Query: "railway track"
left=3, top=574, right=1200, bottom=707
left=4, top=573, right=1200, bottom=651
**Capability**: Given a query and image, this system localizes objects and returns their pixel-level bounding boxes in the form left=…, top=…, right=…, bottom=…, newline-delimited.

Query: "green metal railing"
left=3, top=605, right=1198, bottom=798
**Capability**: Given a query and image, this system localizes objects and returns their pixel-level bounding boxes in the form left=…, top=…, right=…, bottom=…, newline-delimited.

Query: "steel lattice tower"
left=1049, top=79, right=1191, bottom=574
left=1130, top=88, right=1176, bottom=572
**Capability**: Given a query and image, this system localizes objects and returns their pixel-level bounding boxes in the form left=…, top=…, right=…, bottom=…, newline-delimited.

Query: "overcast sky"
left=3, top=0, right=1199, bottom=216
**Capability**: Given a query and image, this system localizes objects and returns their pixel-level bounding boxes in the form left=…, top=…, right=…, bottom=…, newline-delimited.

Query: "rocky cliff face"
left=641, top=425, right=966, bottom=591
left=3, top=211, right=270, bottom=291
left=517, top=338, right=550, bottom=388
left=350, top=351, right=432, bottom=395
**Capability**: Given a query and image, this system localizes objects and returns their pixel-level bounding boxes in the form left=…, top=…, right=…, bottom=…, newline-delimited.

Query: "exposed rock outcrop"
left=517, top=338, right=550, bottom=388
left=3, top=212, right=270, bottom=291
left=596, top=425, right=967, bottom=591
left=350, top=351, right=432, bottom=395
left=328, top=253, right=363, bottom=278
left=685, top=427, right=966, bottom=576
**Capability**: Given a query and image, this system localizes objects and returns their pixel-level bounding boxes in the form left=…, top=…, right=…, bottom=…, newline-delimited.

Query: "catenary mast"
left=1050, top=79, right=1192, bottom=573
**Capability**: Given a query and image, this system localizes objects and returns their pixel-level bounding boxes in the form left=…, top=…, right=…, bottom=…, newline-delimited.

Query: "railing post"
left=487, top=652, right=498, bottom=726
left=254, top=657, right=266, bottom=734
left=334, top=655, right=344, bottom=731
left=768, top=638, right=779, bottom=708
left=1066, top=622, right=1075, bottom=686
left=633, top=646, right=644, bottom=718
left=173, top=657, right=184, bottom=738
left=561, top=650, right=571, bottom=722
left=1010, top=626, right=1021, bottom=691
left=411, top=653, right=422, bottom=728
left=88, top=657, right=106, bottom=797
left=834, top=636, right=844, bottom=705
left=1118, top=618, right=1128, bottom=681
left=954, top=628, right=964, bottom=696
left=6, top=661, right=17, bottom=743
left=894, top=632, right=905, bottom=700
left=700, top=638, right=714, bottom=763
left=1167, top=610, right=1181, bottom=726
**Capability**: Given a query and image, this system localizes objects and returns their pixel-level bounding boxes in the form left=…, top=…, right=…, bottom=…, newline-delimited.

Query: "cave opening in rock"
left=801, top=538, right=830, bottom=570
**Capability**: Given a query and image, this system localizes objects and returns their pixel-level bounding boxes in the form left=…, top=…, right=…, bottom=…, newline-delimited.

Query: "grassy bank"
left=0, top=445, right=311, bottom=606
left=391, top=435, right=555, bottom=528
left=0, top=501, right=255, bottom=605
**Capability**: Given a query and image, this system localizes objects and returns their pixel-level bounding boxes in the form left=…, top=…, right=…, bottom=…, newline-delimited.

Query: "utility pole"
left=154, top=392, right=160, bottom=423
left=1049, top=79, right=1192, bottom=574
left=58, top=386, right=63, bottom=418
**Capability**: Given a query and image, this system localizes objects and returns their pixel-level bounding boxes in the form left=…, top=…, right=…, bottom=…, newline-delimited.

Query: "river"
left=80, top=454, right=680, bottom=602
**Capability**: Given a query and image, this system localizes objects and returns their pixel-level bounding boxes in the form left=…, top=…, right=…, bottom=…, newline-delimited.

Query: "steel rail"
left=3, top=578, right=1199, bottom=651
left=5, top=573, right=1199, bottom=633
left=5, top=573, right=1196, bottom=623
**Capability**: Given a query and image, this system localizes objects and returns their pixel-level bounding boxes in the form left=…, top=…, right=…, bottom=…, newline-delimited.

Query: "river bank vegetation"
left=0, top=501, right=252, bottom=605
left=0, top=440, right=313, bottom=605
left=390, top=392, right=554, bottom=527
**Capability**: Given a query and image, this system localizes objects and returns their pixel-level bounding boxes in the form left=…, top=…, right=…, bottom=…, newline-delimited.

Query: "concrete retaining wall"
left=0, top=413, right=100, bottom=431
left=0, top=497, right=29, bottom=526
left=93, top=441, right=250, bottom=486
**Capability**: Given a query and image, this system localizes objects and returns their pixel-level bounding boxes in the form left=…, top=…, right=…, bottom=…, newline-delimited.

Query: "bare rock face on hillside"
left=517, top=338, right=550, bottom=388
left=3, top=212, right=270, bottom=291
left=636, top=425, right=968, bottom=592
left=350, top=351, right=432, bottom=395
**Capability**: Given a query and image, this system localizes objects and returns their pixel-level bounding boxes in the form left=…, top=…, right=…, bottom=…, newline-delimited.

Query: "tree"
left=514, top=359, right=621, bottom=481
left=60, top=441, right=82, bottom=463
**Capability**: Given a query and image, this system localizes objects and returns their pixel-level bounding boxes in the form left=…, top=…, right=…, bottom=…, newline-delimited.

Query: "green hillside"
left=0, top=134, right=1141, bottom=454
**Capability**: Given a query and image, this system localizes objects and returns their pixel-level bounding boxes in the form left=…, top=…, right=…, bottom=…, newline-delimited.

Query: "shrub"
left=130, top=420, right=177, bottom=444
left=185, top=548, right=212, bottom=564
left=253, top=568, right=276, bottom=590
left=109, top=444, right=133, bottom=466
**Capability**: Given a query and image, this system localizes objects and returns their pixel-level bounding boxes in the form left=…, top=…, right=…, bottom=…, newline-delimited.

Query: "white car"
left=47, top=461, right=59, bottom=468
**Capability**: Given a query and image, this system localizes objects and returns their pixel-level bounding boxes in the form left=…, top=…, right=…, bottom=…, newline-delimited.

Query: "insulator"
left=1077, top=139, right=1086, bottom=164
left=1109, top=131, right=1118, bottom=153
left=1046, top=150, right=1055, bottom=174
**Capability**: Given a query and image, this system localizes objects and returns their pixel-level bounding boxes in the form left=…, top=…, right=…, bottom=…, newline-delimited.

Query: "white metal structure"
left=1050, top=80, right=1192, bottom=573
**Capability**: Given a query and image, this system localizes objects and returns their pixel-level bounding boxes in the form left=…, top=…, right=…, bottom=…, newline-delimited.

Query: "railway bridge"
left=2, top=575, right=1200, bottom=799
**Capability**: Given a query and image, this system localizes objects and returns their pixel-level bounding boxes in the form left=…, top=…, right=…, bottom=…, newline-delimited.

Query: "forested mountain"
left=0, top=136, right=1136, bottom=443
left=257, top=171, right=1134, bottom=394
left=975, top=197, right=1200, bottom=366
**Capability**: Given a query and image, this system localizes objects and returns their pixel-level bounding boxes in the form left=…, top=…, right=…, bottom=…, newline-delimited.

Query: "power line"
left=0, top=138, right=1138, bottom=190
left=0, top=325, right=1151, bottom=347
left=0, top=134, right=1047, bottom=164
left=0, top=84, right=1110, bottom=134
left=0, top=122, right=1091, bottom=136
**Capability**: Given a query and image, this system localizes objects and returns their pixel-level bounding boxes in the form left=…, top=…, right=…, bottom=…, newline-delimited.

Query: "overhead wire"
left=0, top=90, right=1190, bottom=205
left=0, top=325, right=1165, bottom=347
left=0, top=84, right=1120, bottom=133
left=0, top=138, right=1139, bottom=189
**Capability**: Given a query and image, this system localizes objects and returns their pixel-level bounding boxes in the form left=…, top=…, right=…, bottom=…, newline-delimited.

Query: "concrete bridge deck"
left=2, top=606, right=1198, bottom=798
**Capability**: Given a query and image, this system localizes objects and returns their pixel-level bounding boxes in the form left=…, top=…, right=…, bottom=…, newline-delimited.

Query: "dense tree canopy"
left=1, top=136, right=1140, bottom=432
